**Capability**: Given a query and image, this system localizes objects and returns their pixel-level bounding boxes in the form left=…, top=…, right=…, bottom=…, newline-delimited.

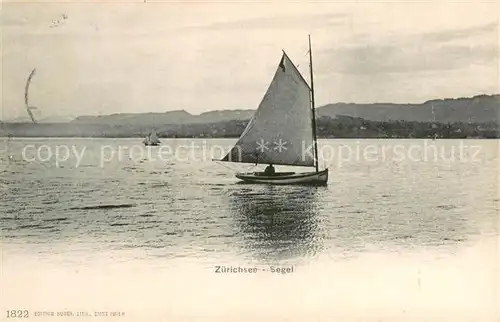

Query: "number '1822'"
left=6, top=310, right=29, bottom=318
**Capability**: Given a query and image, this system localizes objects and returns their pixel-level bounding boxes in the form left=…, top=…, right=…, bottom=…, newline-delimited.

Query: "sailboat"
left=215, top=35, right=328, bottom=185
left=143, top=129, right=160, bottom=146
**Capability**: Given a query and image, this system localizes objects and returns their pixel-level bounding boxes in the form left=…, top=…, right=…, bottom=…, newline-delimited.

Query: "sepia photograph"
left=1, top=0, right=499, bottom=321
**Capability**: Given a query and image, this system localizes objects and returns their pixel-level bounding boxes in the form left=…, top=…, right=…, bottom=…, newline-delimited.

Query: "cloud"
left=1, top=2, right=498, bottom=119
left=0, top=15, right=28, bottom=27
left=326, top=44, right=497, bottom=75
left=182, top=13, right=347, bottom=32
left=417, top=22, right=498, bottom=43
left=320, top=23, right=498, bottom=75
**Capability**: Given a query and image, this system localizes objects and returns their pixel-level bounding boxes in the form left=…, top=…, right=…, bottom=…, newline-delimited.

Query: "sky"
left=1, top=0, right=499, bottom=120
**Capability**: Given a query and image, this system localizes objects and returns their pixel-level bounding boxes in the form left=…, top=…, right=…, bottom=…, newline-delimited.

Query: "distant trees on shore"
left=2, top=116, right=499, bottom=138
left=314, top=116, right=499, bottom=139
left=155, top=116, right=499, bottom=139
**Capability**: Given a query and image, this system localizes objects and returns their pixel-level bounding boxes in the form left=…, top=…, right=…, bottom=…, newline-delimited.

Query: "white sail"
left=150, top=130, right=160, bottom=144
left=142, top=136, right=150, bottom=144
left=221, top=52, right=315, bottom=167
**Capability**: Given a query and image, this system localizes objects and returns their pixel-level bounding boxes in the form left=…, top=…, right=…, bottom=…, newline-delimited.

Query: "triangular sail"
left=150, top=130, right=160, bottom=144
left=220, top=53, right=315, bottom=167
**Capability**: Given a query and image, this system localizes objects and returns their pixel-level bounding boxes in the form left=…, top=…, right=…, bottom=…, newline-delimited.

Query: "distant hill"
left=7, top=115, right=75, bottom=123
left=66, top=94, right=498, bottom=125
left=316, top=94, right=499, bottom=123
left=3, top=94, right=498, bottom=125
left=3, top=94, right=499, bottom=139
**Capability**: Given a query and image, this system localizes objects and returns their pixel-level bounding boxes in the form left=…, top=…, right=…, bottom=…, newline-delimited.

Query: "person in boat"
left=264, top=164, right=275, bottom=176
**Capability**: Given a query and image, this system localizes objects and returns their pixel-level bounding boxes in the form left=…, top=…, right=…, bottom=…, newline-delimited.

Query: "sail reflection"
left=230, top=185, right=324, bottom=262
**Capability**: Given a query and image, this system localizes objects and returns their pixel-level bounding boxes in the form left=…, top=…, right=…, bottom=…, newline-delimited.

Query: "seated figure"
left=264, top=164, right=275, bottom=176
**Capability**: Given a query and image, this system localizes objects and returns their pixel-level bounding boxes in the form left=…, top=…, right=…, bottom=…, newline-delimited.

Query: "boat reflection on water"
left=230, top=185, right=325, bottom=263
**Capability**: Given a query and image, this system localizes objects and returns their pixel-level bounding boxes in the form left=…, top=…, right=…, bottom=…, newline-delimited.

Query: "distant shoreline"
left=2, top=136, right=498, bottom=140
left=1, top=116, right=498, bottom=139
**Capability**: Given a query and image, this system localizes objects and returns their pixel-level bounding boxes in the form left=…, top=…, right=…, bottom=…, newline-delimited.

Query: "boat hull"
left=235, top=169, right=328, bottom=185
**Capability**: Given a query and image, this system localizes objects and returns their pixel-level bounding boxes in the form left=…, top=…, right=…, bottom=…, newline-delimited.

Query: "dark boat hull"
left=235, top=169, right=328, bottom=185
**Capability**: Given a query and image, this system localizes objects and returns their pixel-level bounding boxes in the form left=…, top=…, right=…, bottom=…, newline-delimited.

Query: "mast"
left=308, top=35, right=319, bottom=172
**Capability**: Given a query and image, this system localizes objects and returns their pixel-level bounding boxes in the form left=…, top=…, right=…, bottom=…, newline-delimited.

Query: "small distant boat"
left=214, top=35, right=328, bottom=185
left=143, top=129, right=160, bottom=146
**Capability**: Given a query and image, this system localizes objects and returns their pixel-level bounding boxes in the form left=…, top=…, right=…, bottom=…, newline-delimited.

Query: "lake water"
left=1, top=138, right=498, bottom=321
